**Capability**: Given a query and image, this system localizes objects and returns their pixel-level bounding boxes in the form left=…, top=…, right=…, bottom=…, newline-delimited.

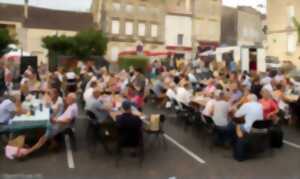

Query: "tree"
left=0, top=28, right=16, bottom=57
left=42, top=35, right=75, bottom=55
left=42, top=29, right=108, bottom=60
left=72, top=29, right=108, bottom=60
left=293, top=18, right=300, bottom=43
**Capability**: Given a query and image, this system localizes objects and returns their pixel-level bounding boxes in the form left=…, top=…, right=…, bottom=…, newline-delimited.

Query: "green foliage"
left=293, top=18, right=300, bottom=43
left=118, top=56, right=149, bottom=73
left=42, top=29, right=108, bottom=60
left=0, top=28, right=16, bottom=57
left=72, top=29, right=108, bottom=60
left=42, top=35, right=74, bottom=55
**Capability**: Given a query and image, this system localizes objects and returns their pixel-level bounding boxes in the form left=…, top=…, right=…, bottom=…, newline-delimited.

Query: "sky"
left=0, top=0, right=266, bottom=13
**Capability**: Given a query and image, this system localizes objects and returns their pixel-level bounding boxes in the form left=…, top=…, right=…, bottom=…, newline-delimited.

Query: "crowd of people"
left=0, top=57, right=300, bottom=160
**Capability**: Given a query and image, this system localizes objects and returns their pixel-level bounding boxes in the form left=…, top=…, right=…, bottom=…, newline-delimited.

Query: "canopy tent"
left=199, top=50, right=216, bottom=56
left=2, top=44, right=31, bottom=61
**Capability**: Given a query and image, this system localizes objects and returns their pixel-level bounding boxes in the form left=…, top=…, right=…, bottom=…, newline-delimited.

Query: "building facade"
left=221, top=6, right=265, bottom=47
left=91, top=0, right=222, bottom=60
left=192, top=0, right=222, bottom=53
left=91, top=0, right=165, bottom=62
left=165, top=0, right=193, bottom=59
left=0, top=3, right=93, bottom=63
left=267, top=0, right=300, bottom=66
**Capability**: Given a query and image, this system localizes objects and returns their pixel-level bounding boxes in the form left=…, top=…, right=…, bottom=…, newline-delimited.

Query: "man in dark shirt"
left=116, top=101, right=142, bottom=146
left=0, top=62, right=7, bottom=96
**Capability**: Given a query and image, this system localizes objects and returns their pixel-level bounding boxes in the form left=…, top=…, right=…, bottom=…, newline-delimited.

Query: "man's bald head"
left=66, top=93, right=77, bottom=105
left=247, top=94, right=258, bottom=102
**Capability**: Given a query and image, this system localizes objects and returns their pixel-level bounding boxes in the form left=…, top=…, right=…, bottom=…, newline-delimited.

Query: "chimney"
left=24, top=0, right=28, bottom=19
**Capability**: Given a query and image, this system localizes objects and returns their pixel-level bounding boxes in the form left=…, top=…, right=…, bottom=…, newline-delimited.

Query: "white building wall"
left=165, top=15, right=192, bottom=47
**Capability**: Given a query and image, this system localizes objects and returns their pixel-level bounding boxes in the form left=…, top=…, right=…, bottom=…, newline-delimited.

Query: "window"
left=125, top=4, right=133, bottom=13
left=111, top=20, right=120, bottom=34
left=112, top=2, right=121, bottom=11
left=125, top=21, right=133, bottom=35
left=151, top=24, right=158, bottom=38
left=177, top=34, right=184, bottom=45
left=138, top=23, right=146, bottom=36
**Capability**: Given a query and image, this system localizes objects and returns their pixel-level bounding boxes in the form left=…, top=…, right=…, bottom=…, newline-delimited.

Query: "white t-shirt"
left=166, top=88, right=176, bottom=100
left=212, top=100, right=230, bottom=127
left=202, top=99, right=216, bottom=117
left=84, top=88, right=94, bottom=103
left=234, top=101, right=264, bottom=133
left=176, top=87, right=192, bottom=105
left=51, top=97, right=64, bottom=117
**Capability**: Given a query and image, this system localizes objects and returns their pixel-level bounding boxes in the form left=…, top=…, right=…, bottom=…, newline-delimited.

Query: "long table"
left=8, top=99, right=51, bottom=133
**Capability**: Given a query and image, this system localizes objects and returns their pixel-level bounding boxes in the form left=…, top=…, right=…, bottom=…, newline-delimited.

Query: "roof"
left=0, top=3, right=94, bottom=31
left=237, top=6, right=262, bottom=16
left=0, top=4, right=24, bottom=22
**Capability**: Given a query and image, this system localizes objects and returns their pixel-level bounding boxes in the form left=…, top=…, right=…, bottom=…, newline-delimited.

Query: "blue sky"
left=0, top=0, right=266, bottom=13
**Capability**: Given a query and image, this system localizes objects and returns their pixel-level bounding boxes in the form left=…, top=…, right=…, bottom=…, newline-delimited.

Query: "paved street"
left=1, top=103, right=300, bottom=179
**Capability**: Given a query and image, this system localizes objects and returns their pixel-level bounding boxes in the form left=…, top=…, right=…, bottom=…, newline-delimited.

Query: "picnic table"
left=8, top=99, right=50, bottom=133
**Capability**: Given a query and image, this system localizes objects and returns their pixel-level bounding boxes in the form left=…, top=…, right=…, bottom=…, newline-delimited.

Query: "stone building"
left=192, top=0, right=222, bottom=53
left=91, top=0, right=222, bottom=60
left=0, top=3, right=93, bottom=63
left=91, top=0, right=166, bottom=62
left=221, top=6, right=265, bottom=47
left=267, top=0, right=300, bottom=66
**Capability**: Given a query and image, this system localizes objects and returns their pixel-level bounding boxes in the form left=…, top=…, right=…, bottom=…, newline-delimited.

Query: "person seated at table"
left=18, top=93, right=78, bottom=158
left=0, top=94, right=25, bottom=128
left=251, top=77, right=262, bottom=99
left=234, top=86, right=252, bottom=108
left=116, top=101, right=143, bottom=146
left=0, top=62, right=7, bottom=96
left=273, top=83, right=289, bottom=122
left=176, top=80, right=192, bottom=105
left=45, top=88, right=64, bottom=118
left=83, top=81, right=98, bottom=103
left=228, top=83, right=243, bottom=105
left=85, top=87, right=111, bottom=123
left=202, top=92, right=216, bottom=118
left=234, top=94, right=264, bottom=139
left=202, top=79, right=216, bottom=95
left=262, top=79, right=276, bottom=94
left=259, top=89, right=279, bottom=121
left=131, top=68, right=146, bottom=92
left=165, top=82, right=177, bottom=101
left=131, top=89, right=145, bottom=111
left=151, top=76, right=165, bottom=97
left=211, top=91, right=230, bottom=127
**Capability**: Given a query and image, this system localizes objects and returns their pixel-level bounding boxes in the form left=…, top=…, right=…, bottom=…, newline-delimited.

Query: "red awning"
left=119, top=50, right=175, bottom=57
